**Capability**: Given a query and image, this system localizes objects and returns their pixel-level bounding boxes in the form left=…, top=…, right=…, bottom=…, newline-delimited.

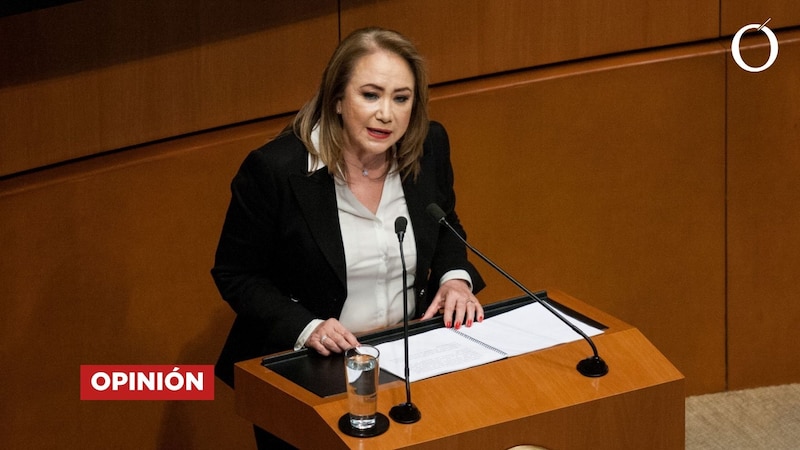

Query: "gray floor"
left=685, top=383, right=800, bottom=449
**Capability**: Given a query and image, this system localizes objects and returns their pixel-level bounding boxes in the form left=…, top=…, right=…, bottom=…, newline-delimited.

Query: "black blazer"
left=212, top=121, right=485, bottom=387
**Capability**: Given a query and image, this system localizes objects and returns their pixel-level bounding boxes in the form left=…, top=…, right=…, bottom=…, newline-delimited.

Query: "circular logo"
left=731, top=21, right=779, bottom=73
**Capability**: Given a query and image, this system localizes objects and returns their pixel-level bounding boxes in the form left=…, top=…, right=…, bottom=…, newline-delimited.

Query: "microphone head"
left=425, top=203, right=447, bottom=223
left=395, top=216, right=408, bottom=234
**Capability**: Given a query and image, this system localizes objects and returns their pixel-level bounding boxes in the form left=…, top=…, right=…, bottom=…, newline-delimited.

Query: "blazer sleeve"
left=211, top=144, right=318, bottom=351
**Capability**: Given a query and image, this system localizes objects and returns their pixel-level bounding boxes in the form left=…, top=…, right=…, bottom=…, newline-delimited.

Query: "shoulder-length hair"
left=291, top=27, right=429, bottom=181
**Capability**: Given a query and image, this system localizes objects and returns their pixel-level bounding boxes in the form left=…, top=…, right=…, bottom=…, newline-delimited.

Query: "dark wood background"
left=2, top=1, right=798, bottom=447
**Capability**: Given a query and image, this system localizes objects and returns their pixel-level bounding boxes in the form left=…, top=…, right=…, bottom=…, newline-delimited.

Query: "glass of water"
left=344, top=345, right=380, bottom=430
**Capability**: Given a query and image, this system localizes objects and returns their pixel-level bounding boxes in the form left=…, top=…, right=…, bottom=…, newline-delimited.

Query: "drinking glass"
left=344, top=345, right=380, bottom=430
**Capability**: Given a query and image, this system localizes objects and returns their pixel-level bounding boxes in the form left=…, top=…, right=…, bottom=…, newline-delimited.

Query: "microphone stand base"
left=577, top=356, right=609, bottom=377
left=389, top=403, right=421, bottom=424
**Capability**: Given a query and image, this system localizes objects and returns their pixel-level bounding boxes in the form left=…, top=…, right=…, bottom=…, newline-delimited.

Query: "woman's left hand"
left=420, top=279, right=484, bottom=329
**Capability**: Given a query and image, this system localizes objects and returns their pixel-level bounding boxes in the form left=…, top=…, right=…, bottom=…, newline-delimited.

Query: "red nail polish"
left=446, top=321, right=451, bottom=328
left=455, top=322, right=461, bottom=330
left=467, top=320, right=473, bottom=327
left=478, top=316, right=484, bottom=323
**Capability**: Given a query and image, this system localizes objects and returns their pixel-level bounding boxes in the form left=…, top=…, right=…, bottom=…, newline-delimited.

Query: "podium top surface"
left=259, top=291, right=607, bottom=397
left=234, top=290, right=685, bottom=450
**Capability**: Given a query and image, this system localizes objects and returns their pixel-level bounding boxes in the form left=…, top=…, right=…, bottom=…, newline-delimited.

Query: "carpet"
left=685, top=383, right=800, bottom=449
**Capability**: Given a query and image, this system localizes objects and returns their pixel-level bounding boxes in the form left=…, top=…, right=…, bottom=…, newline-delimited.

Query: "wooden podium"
left=234, top=290, right=684, bottom=449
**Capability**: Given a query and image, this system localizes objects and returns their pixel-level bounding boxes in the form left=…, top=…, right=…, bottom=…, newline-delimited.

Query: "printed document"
left=377, top=302, right=604, bottom=382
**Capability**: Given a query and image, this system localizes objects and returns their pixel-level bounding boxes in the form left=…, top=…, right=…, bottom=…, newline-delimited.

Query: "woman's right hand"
left=308, top=319, right=360, bottom=356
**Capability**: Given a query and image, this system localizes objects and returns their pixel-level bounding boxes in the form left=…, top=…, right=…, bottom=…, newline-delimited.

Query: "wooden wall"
left=727, top=30, right=800, bottom=390
left=428, top=44, right=728, bottom=395
left=1, top=1, right=799, bottom=448
left=0, top=120, right=284, bottom=449
left=0, top=0, right=338, bottom=176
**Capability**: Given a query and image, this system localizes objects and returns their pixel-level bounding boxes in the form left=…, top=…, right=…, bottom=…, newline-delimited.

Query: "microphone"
left=395, top=216, right=407, bottom=240
left=425, top=203, right=608, bottom=377
left=389, top=216, right=421, bottom=423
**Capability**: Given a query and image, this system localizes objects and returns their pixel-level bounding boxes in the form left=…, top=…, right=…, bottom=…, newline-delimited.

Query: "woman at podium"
left=211, top=27, right=485, bottom=449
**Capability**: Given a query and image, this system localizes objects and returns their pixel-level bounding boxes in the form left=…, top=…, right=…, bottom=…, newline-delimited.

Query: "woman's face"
left=337, top=50, right=415, bottom=160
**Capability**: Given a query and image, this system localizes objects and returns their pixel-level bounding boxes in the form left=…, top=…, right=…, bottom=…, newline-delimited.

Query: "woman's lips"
left=367, top=127, right=391, bottom=139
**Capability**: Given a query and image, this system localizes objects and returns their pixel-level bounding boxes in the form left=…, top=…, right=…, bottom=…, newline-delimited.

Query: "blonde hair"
left=291, top=27, right=429, bottom=181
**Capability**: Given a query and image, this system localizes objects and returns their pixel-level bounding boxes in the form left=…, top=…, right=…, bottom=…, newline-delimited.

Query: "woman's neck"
left=343, top=151, right=390, bottom=181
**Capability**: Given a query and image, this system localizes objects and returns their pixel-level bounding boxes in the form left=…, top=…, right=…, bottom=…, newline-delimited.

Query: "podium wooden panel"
left=234, top=290, right=684, bottom=449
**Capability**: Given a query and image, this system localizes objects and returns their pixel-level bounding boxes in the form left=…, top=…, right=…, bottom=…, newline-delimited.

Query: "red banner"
left=80, top=365, right=214, bottom=400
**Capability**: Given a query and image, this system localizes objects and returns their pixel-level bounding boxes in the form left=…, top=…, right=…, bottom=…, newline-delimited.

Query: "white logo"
left=731, top=18, right=779, bottom=73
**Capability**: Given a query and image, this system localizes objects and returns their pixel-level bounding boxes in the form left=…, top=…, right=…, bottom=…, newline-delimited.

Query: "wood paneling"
left=3, top=1, right=798, bottom=446
left=727, top=30, right=800, bottom=389
left=342, top=0, right=719, bottom=84
left=721, top=0, right=800, bottom=35
left=429, top=43, right=727, bottom=395
left=0, top=0, right=338, bottom=177
left=0, top=117, right=289, bottom=448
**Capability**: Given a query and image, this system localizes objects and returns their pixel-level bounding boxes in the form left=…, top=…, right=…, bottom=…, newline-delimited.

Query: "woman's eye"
left=395, top=96, right=410, bottom=104
left=363, top=92, right=378, bottom=100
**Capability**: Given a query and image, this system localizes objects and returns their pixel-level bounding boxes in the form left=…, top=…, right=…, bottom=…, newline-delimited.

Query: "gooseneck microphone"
left=389, top=216, right=422, bottom=423
left=425, top=203, right=609, bottom=377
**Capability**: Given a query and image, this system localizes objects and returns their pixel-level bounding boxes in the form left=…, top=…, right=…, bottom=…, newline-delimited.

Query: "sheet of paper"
left=377, top=327, right=505, bottom=382
left=456, top=302, right=605, bottom=357
left=377, top=301, right=605, bottom=382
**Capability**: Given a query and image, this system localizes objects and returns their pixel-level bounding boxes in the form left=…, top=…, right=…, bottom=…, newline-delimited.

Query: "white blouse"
left=294, top=128, right=471, bottom=349
left=335, top=168, right=418, bottom=333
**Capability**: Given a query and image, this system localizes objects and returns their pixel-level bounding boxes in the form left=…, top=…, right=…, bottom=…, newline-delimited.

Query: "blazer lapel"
left=288, top=161, right=440, bottom=300
left=403, top=163, right=438, bottom=290
left=289, top=169, right=347, bottom=290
